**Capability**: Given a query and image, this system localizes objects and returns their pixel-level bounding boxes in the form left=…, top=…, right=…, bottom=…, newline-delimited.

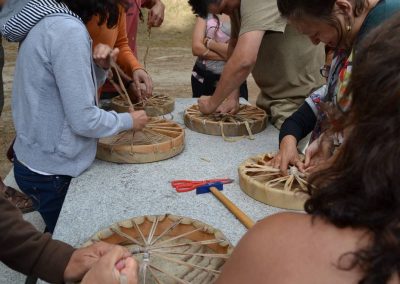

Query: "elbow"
left=192, top=44, right=205, bottom=57
left=236, top=57, right=256, bottom=73
left=231, top=51, right=257, bottom=73
left=68, top=109, right=102, bottom=137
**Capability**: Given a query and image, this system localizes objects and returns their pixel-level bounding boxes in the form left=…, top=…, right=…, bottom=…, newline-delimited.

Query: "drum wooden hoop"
left=183, top=104, right=267, bottom=138
left=238, top=153, right=308, bottom=210
left=96, top=118, right=185, bottom=164
left=82, top=214, right=233, bottom=283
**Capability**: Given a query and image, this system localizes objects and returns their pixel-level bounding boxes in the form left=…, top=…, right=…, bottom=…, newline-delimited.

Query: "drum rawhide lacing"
left=106, top=118, right=182, bottom=151
left=185, top=104, right=267, bottom=142
left=96, top=117, right=184, bottom=164
left=97, top=62, right=184, bottom=164
left=243, top=153, right=308, bottom=192
left=109, top=61, right=174, bottom=117
left=112, top=93, right=175, bottom=117
left=83, top=214, right=233, bottom=283
left=110, top=61, right=134, bottom=110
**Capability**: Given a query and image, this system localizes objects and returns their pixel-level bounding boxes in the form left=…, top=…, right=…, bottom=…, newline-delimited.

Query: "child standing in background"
left=191, top=14, right=248, bottom=100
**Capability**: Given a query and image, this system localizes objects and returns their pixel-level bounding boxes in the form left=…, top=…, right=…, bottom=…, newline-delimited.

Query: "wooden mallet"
left=196, top=182, right=255, bottom=229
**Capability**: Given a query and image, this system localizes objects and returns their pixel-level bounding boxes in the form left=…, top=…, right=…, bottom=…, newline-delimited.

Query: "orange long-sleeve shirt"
left=86, top=8, right=142, bottom=76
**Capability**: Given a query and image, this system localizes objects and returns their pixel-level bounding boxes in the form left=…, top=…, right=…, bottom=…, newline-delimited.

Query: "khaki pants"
left=256, top=93, right=305, bottom=129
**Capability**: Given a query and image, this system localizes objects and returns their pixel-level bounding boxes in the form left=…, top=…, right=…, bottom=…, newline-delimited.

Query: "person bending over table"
left=188, top=0, right=325, bottom=129
left=271, top=0, right=400, bottom=174
left=216, top=14, right=400, bottom=284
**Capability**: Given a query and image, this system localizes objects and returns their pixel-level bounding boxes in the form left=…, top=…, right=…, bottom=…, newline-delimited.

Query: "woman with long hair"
left=271, top=0, right=400, bottom=174
left=216, top=14, right=400, bottom=284
left=1, top=0, right=148, bottom=232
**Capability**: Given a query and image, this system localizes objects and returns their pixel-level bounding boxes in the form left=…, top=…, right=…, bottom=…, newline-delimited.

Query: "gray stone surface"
left=4, top=98, right=285, bottom=284
left=52, top=98, right=285, bottom=250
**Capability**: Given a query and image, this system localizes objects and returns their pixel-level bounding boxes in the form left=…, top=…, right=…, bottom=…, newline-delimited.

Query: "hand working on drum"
left=81, top=246, right=138, bottom=284
left=93, top=44, right=119, bottom=70
left=302, top=134, right=336, bottom=173
left=270, top=133, right=336, bottom=175
left=130, top=110, right=149, bottom=131
left=215, top=92, right=241, bottom=114
left=198, top=92, right=240, bottom=115
left=269, top=135, right=304, bottom=175
left=63, top=242, right=137, bottom=283
left=132, top=69, right=153, bottom=100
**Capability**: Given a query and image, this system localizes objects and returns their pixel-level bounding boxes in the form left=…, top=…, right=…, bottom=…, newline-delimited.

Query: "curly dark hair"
left=305, top=13, right=400, bottom=284
left=187, top=0, right=219, bottom=18
left=58, top=0, right=130, bottom=27
left=276, top=0, right=368, bottom=49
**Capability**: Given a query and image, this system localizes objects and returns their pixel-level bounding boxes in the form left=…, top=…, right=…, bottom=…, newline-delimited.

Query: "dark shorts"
left=191, top=64, right=248, bottom=100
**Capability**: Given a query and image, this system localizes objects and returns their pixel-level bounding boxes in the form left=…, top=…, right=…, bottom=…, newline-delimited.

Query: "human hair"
left=305, top=13, right=400, bottom=284
left=58, top=0, right=130, bottom=27
left=188, top=0, right=219, bottom=18
left=205, top=14, right=221, bottom=39
left=276, top=0, right=368, bottom=48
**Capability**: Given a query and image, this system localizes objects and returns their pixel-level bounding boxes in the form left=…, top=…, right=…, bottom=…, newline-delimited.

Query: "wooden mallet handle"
left=209, top=187, right=255, bottom=229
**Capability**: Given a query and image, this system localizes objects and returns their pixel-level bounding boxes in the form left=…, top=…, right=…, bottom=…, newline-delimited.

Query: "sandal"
left=0, top=178, right=35, bottom=214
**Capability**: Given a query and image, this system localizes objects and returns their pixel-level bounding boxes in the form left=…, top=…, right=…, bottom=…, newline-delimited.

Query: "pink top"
left=205, top=16, right=230, bottom=44
left=197, top=14, right=231, bottom=74
left=126, top=0, right=152, bottom=56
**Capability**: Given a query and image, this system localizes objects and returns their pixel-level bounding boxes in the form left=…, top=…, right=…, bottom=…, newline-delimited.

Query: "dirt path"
left=0, top=5, right=259, bottom=178
left=0, top=41, right=18, bottom=178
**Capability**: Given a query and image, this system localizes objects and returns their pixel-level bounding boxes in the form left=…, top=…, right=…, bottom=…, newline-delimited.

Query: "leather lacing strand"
left=105, top=62, right=181, bottom=154
left=244, top=153, right=308, bottom=192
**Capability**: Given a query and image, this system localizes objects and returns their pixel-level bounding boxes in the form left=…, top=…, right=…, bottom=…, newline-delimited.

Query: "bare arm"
left=206, top=30, right=264, bottom=111
left=192, top=17, right=226, bottom=61
left=207, top=39, right=229, bottom=59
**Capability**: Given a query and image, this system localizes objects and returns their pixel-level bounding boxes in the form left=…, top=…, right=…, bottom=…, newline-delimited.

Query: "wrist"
left=227, top=91, right=240, bottom=100
left=133, top=67, right=148, bottom=75
left=280, top=135, right=297, bottom=149
left=63, top=250, right=80, bottom=282
left=95, top=63, right=109, bottom=71
left=206, top=38, right=212, bottom=49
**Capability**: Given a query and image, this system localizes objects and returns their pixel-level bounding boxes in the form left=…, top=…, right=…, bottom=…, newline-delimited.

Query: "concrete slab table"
left=52, top=98, right=285, bottom=250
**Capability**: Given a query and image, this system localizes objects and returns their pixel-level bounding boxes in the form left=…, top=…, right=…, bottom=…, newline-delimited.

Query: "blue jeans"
left=13, top=157, right=72, bottom=233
